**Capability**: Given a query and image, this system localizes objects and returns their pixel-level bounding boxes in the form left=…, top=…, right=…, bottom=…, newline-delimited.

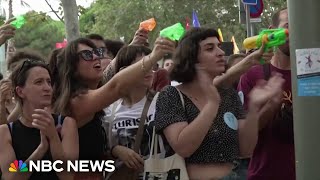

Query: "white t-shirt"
left=105, top=95, right=157, bottom=157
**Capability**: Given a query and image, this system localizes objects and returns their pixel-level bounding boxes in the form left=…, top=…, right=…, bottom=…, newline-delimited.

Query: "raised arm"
left=71, top=37, right=175, bottom=127
left=214, top=44, right=273, bottom=88
left=103, top=28, right=149, bottom=82
left=0, top=80, right=12, bottom=125
left=0, top=18, right=16, bottom=46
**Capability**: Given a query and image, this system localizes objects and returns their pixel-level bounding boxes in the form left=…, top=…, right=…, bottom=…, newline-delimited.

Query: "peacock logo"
left=9, top=160, right=28, bottom=172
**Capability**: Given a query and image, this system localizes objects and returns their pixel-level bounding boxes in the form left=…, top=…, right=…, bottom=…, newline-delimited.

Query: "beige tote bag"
left=143, top=126, right=189, bottom=180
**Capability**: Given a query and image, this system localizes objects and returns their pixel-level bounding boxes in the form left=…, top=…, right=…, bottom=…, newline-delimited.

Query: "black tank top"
left=78, top=113, right=105, bottom=161
left=8, top=114, right=64, bottom=180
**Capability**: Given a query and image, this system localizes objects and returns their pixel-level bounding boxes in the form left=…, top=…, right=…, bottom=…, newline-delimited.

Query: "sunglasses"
left=78, top=48, right=112, bottom=61
left=19, top=59, right=48, bottom=74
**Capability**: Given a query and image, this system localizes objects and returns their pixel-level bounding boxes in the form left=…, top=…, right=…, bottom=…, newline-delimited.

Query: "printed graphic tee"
left=107, top=95, right=157, bottom=158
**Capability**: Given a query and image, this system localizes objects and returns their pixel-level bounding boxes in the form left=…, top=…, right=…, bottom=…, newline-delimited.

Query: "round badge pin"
left=238, top=91, right=244, bottom=105
left=223, top=112, right=238, bottom=130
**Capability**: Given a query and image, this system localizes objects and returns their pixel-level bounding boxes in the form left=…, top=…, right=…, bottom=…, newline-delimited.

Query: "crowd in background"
left=0, top=7, right=293, bottom=180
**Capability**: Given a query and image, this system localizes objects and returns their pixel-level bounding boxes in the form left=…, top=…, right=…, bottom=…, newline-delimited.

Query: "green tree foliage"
left=11, top=0, right=287, bottom=55
left=13, top=11, right=65, bottom=57
left=80, top=0, right=286, bottom=49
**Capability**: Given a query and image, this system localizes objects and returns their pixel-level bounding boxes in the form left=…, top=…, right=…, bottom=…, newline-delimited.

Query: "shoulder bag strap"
left=133, top=91, right=156, bottom=153
left=108, top=101, right=120, bottom=147
left=175, top=87, right=185, bottom=111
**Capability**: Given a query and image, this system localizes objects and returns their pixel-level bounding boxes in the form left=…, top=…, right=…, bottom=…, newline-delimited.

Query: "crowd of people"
left=0, top=7, right=293, bottom=180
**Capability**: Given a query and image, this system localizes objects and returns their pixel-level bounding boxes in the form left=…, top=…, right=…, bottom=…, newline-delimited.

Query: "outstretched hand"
left=0, top=79, right=13, bottom=102
left=0, top=18, right=16, bottom=46
left=249, top=73, right=285, bottom=111
left=129, top=28, right=149, bottom=46
left=149, top=37, right=175, bottom=62
left=247, top=42, right=274, bottom=65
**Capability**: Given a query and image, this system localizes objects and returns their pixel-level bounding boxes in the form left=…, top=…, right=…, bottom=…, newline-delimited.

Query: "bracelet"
left=141, top=56, right=147, bottom=75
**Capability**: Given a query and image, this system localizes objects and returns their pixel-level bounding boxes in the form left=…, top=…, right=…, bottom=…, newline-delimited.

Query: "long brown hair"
left=53, top=38, right=97, bottom=115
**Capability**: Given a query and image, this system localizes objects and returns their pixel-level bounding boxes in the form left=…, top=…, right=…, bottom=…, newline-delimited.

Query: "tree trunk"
left=8, top=0, right=13, bottom=18
left=6, top=0, right=15, bottom=67
left=60, top=0, right=80, bottom=41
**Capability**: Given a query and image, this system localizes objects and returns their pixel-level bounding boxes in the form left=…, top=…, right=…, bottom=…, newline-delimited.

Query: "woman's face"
left=76, top=43, right=103, bottom=82
left=17, top=67, right=52, bottom=108
left=198, top=37, right=225, bottom=77
left=163, top=59, right=174, bottom=73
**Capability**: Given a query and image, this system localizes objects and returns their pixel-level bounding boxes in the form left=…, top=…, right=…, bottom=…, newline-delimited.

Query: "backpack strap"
left=263, top=63, right=271, bottom=80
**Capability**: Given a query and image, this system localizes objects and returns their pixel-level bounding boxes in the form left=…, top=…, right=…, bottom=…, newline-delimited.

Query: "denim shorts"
left=219, top=159, right=250, bottom=180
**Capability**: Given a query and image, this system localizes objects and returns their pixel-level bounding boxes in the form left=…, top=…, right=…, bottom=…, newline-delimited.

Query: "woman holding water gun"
left=52, top=35, right=175, bottom=179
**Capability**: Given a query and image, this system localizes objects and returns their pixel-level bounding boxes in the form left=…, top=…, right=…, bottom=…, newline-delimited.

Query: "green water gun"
left=243, top=28, right=289, bottom=64
left=10, top=15, right=26, bottom=29
left=160, top=23, right=185, bottom=41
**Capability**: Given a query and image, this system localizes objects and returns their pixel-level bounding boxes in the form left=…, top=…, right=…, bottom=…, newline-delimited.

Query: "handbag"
left=107, top=91, right=156, bottom=180
left=143, top=87, right=189, bottom=180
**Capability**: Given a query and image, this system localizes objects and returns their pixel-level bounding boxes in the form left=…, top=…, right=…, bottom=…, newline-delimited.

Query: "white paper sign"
left=296, top=48, right=320, bottom=76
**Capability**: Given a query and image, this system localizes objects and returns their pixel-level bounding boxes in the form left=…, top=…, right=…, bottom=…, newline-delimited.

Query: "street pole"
left=0, top=0, right=6, bottom=76
left=245, top=4, right=251, bottom=37
left=288, top=0, right=320, bottom=179
left=250, top=23, right=255, bottom=36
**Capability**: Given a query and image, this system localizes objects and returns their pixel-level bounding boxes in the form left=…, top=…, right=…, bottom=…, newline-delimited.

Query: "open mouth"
left=93, top=63, right=101, bottom=69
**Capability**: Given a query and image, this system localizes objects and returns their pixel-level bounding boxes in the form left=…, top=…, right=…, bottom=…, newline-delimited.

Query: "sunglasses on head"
left=19, top=59, right=48, bottom=74
left=78, top=48, right=105, bottom=61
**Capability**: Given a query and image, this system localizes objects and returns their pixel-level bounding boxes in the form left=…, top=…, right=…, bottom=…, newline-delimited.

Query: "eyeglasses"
left=18, top=59, right=48, bottom=75
left=78, top=47, right=113, bottom=61
left=78, top=48, right=103, bottom=61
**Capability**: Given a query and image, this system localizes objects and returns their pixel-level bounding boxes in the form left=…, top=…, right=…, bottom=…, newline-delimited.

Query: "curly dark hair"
left=7, top=49, right=45, bottom=72
left=170, top=27, right=220, bottom=83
